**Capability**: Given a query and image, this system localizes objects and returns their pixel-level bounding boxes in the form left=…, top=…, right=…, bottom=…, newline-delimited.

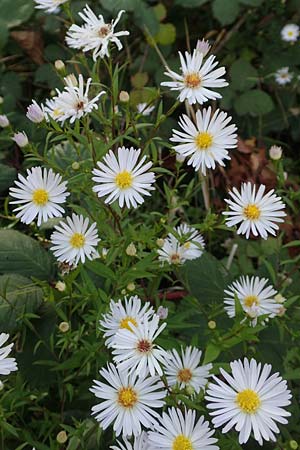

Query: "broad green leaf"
left=212, top=0, right=240, bottom=25
left=0, top=230, right=53, bottom=280
left=174, top=0, right=209, bottom=7
left=1, top=0, right=34, bottom=28
left=155, top=23, right=176, bottom=45
left=0, top=274, right=43, bottom=332
left=203, top=343, right=221, bottom=364
left=230, top=59, right=258, bottom=91
left=100, top=0, right=139, bottom=12
left=234, top=89, right=274, bottom=116
left=0, top=163, right=16, bottom=192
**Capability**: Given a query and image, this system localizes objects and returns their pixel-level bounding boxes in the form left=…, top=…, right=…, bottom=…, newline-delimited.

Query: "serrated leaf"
left=0, top=230, right=53, bottom=280
left=0, top=274, right=43, bottom=332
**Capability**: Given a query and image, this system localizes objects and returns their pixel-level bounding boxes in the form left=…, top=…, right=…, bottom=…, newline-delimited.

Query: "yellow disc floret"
left=177, top=368, right=192, bottom=383
left=236, top=389, right=261, bottom=414
left=69, top=233, right=85, bottom=249
left=243, top=204, right=261, bottom=220
left=195, top=132, right=213, bottom=150
left=184, top=73, right=201, bottom=88
left=244, top=295, right=259, bottom=308
left=115, top=171, right=133, bottom=189
left=173, top=435, right=194, bottom=450
left=32, top=189, right=49, bottom=206
left=119, top=316, right=137, bottom=331
left=118, top=387, right=138, bottom=408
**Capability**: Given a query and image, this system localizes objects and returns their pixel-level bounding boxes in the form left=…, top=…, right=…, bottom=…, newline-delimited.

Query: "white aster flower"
left=205, top=358, right=292, bottom=446
left=90, top=363, right=166, bottom=437
left=34, top=0, right=68, bottom=14
left=0, top=333, right=18, bottom=376
left=12, top=131, right=29, bottom=148
left=48, top=75, right=105, bottom=124
left=137, top=103, right=155, bottom=116
left=223, top=182, right=286, bottom=239
left=148, top=407, right=219, bottom=450
left=163, top=346, right=212, bottom=395
left=92, top=147, right=155, bottom=208
left=158, top=224, right=205, bottom=265
left=281, top=24, right=299, bottom=42
left=50, top=213, right=100, bottom=265
left=99, top=296, right=155, bottom=347
left=161, top=49, right=228, bottom=105
left=170, top=107, right=237, bottom=175
left=112, top=315, right=167, bottom=377
left=26, top=100, right=45, bottom=123
left=66, top=5, right=129, bottom=61
left=224, top=276, right=281, bottom=326
left=110, top=432, right=149, bottom=450
left=9, top=167, right=69, bottom=226
left=275, top=67, right=293, bottom=85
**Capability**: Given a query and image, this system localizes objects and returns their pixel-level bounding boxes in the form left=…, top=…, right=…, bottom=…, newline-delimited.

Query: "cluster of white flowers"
left=91, top=295, right=291, bottom=448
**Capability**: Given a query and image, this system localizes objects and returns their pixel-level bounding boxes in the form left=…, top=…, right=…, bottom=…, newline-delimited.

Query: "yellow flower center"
left=173, top=435, right=193, bottom=450
left=243, top=204, right=261, bottom=220
left=244, top=295, right=259, bottom=308
left=115, top=171, right=133, bottom=189
left=53, top=108, right=62, bottom=117
left=119, top=316, right=137, bottom=331
left=195, top=132, right=213, bottom=150
left=118, top=387, right=138, bottom=408
left=184, top=73, right=201, bottom=88
left=177, top=368, right=192, bottom=383
left=236, top=389, right=261, bottom=414
left=32, top=189, right=49, bottom=206
left=171, top=253, right=181, bottom=265
left=69, top=233, right=85, bottom=249
left=183, top=242, right=191, bottom=249
left=288, top=31, right=294, bottom=36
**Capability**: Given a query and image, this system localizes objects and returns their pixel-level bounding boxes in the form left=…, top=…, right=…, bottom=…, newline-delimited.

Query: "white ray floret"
left=223, top=182, right=286, bottom=239
left=110, top=432, right=149, bottom=450
left=205, top=358, right=292, bottom=446
left=275, top=67, right=293, bottom=85
left=158, top=224, right=205, bottom=265
left=9, top=167, right=69, bottom=226
left=90, top=363, right=166, bottom=437
left=66, top=5, right=129, bottom=61
left=50, top=75, right=105, bottom=124
left=99, top=296, right=155, bottom=347
left=161, top=49, right=228, bottom=105
left=112, top=315, right=167, bottom=377
left=92, top=147, right=155, bottom=208
left=281, top=24, right=299, bottom=42
left=34, top=0, right=68, bottom=14
left=163, top=346, right=212, bottom=394
left=224, top=275, right=281, bottom=326
left=148, top=407, right=219, bottom=450
left=170, top=107, right=237, bottom=175
left=50, top=213, right=100, bottom=265
left=137, top=103, right=155, bottom=116
left=0, top=333, right=18, bottom=376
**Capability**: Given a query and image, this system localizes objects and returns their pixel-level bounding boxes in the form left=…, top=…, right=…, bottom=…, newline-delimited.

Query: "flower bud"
left=59, top=322, right=70, bottom=333
left=176, top=153, right=185, bottom=163
left=0, top=381, right=4, bottom=391
left=186, top=385, right=195, bottom=396
left=72, top=161, right=80, bottom=170
left=12, top=131, right=29, bottom=148
left=196, top=38, right=211, bottom=57
left=208, top=320, right=216, bottom=329
left=0, top=114, right=10, bottom=128
left=290, top=441, right=298, bottom=450
left=121, top=289, right=126, bottom=295
left=56, top=431, right=68, bottom=444
left=156, top=238, right=165, bottom=247
left=157, top=306, right=168, bottom=320
left=269, top=145, right=283, bottom=160
left=55, top=281, right=66, bottom=292
left=101, top=248, right=108, bottom=259
left=26, top=101, right=45, bottom=123
left=127, top=282, right=135, bottom=292
left=65, top=73, right=78, bottom=87
left=0, top=96, right=4, bottom=105
left=126, top=243, right=137, bottom=256
left=274, top=293, right=286, bottom=304
left=277, top=306, right=286, bottom=317
left=54, top=59, right=65, bottom=71
left=119, top=90, right=130, bottom=102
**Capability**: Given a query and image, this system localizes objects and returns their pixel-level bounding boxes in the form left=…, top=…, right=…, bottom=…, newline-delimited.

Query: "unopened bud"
left=54, top=60, right=65, bottom=71
left=121, top=289, right=126, bottom=295
left=274, top=293, right=286, bottom=304
left=176, top=153, right=185, bottom=163
left=196, top=38, right=211, bottom=57
left=59, top=322, right=70, bottom=333
left=65, top=74, right=78, bottom=87
left=26, top=101, right=45, bottom=123
left=72, top=161, right=80, bottom=170
left=127, top=282, right=135, bottom=292
left=186, top=385, right=195, bottom=396
left=269, top=145, right=282, bottom=160
left=119, top=90, right=130, bottom=102
left=208, top=320, right=216, bottom=329
left=0, top=96, right=4, bottom=105
left=156, top=238, right=165, bottom=247
left=126, top=243, right=137, bottom=256
left=157, top=306, right=168, bottom=320
left=290, top=440, right=298, bottom=449
left=56, top=431, right=68, bottom=444
left=277, top=306, right=286, bottom=317
left=12, top=131, right=28, bottom=148
left=0, top=114, right=10, bottom=128
left=101, top=248, right=108, bottom=259
left=55, top=281, right=66, bottom=292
